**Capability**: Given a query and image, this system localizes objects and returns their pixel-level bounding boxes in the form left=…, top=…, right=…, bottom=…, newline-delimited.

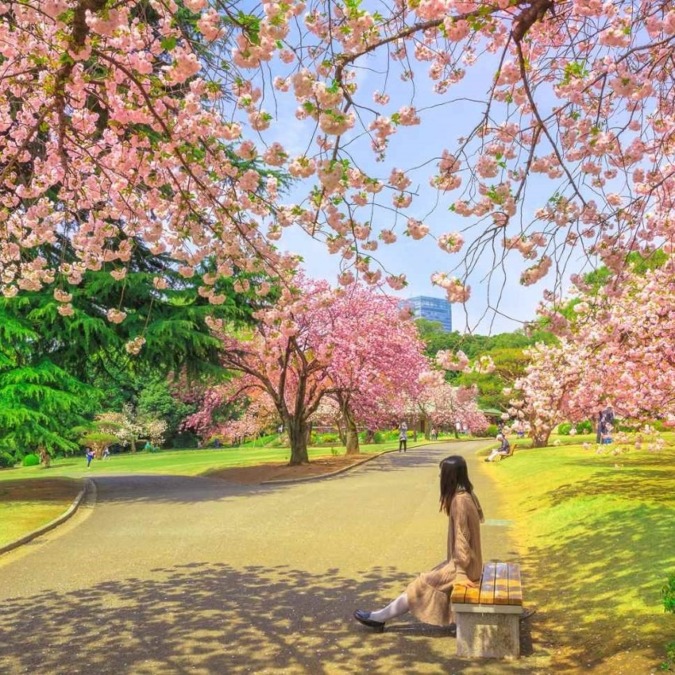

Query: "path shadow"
left=0, top=562, right=537, bottom=675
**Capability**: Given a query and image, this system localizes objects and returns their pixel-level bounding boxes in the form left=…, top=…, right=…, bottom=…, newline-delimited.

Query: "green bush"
left=576, top=420, right=593, bottom=434
left=22, top=453, right=40, bottom=467
left=475, top=424, right=500, bottom=438
left=663, top=573, right=675, bottom=614
left=372, top=431, right=384, bottom=444
left=0, top=451, right=15, bottom=468
left=316, top=433, right=339, bottom=444
left=557, top=420, right=593, bottom=435
left=171, top=432, right=198, bottom=449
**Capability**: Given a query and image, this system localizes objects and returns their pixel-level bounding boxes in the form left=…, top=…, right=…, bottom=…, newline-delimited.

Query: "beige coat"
left=405, top=490, right=483, bottom=626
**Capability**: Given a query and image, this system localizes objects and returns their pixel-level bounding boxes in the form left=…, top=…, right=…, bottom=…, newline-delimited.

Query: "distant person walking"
left=398, top=422, right=408, bottom=453
left=596, top=403, right=615, bottom=444
left=85, top=449, right=95, bottom=468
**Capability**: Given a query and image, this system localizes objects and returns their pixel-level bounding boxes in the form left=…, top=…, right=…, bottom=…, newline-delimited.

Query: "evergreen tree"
left=0, top=238, right=267, bottom=457
left=0, top=316, right=97, bottom=461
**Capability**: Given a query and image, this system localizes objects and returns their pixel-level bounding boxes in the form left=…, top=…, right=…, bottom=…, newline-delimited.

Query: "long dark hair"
left=439, top=455, right=473, bottom=515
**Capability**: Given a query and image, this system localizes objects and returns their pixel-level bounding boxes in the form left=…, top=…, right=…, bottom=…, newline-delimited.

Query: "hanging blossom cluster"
left=227, top=0, right=675, bottom=301
left=0, top=0, right=294, bottom=303
left=4, top=0, right=675, bottom=309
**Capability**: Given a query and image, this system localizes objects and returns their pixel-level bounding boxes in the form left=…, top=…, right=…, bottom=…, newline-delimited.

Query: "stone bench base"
left=455, top=606, right=521, bottom=659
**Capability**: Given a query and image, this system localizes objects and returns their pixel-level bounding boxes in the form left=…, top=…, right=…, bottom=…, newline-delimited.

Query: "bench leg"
left=455, top=612, right=520, bottom=659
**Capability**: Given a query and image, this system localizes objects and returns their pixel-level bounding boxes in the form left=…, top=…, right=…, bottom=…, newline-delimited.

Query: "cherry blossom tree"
left=195, top=278, right=343, bottom=464
left=185, top=278, right=431, bottom=461
left=513, top=252, right=675, bottom=445
left=322, top=286, right=429, bottom=453
left=5, top=0, right=675, bottom=324
left=511, top=341, right=582, bottom=447
left=182, top=375, right=280, bottom=445
left=411, top=370, right=489, bottom=437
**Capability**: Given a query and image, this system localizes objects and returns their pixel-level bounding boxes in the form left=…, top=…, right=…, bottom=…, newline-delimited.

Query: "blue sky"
left=250, top=28, right=589, bottom=335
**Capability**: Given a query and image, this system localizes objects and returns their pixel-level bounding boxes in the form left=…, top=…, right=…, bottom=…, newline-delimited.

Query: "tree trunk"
left=340, top=402, right=360, bottom=455
left=130, top=438, right=137, bottom=453
left=287, top=418, right=310, bottom=465
left=336, top=418, right=346, bottom=445
left=38, top=447, right=51, bottom=468
left=531, top=426, right=552, bottom=448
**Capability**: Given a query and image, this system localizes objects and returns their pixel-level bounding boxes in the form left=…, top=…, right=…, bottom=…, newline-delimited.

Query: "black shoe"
left=353, top=610, right=385, bottom=632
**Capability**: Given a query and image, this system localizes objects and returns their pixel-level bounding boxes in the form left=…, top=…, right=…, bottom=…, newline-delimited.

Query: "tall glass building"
left=402, top=296, right=453, bottom=332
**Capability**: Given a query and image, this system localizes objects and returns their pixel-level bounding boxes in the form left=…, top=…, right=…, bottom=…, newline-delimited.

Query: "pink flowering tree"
left=511, top=341, right=584, bottom=447
left=322, top=286, right=429, bottom=453
left=185, top=279, right=431, bottom=460
left=519, top=253, right=675, bottom=441
left=201, top=279, right=338, bottom=465
left=182, top=376, right=280, bottom=445
left=412, top=371, right=488, bottom=437
left=5, top=1, right=675, bottom=317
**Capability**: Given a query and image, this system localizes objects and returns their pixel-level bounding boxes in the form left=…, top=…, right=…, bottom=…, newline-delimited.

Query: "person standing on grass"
left=85, top=448, right=95, bottom=467
left=398, top=422, right=408, bottom=452
left=353, top=455, right=484, bottom=631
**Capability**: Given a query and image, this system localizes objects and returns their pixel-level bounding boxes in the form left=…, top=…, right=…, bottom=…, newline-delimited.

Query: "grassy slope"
left=0, top=439, right=438, bottom=544
left=493, top=442, right=675, bottom=672
left=0, top=439, right=433, bottom=483
left=0, top=479, right=82, bottom=548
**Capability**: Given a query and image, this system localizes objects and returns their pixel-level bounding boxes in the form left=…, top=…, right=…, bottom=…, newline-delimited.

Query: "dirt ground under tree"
left=207, top=453, right=375, bottom=484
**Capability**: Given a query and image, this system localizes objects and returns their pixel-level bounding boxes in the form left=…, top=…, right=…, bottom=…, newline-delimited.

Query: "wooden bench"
left=451, top=562, right=522, bottom=659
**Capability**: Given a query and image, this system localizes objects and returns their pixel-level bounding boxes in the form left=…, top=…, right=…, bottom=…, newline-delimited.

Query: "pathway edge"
left=0, top=478, right=92, bottom=556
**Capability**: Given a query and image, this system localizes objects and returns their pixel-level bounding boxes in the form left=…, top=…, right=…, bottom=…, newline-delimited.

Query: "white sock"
left=369, top=592, right=410, bottom=623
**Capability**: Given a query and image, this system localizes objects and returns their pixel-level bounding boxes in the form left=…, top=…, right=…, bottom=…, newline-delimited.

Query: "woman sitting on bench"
left=353, top=455, right=484, bottom=631
left=485, top=434, right=511, bottom=462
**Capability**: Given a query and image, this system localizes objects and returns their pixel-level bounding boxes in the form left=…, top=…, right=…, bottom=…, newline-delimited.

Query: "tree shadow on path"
left=0, top=562, right=539, bottom=675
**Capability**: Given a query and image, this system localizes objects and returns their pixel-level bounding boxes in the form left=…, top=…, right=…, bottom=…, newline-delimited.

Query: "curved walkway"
left=0, top=442, right=542, bottom=674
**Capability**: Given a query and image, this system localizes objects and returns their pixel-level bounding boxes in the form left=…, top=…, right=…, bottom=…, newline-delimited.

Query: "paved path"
left=0, top=442, right=542, bottom=674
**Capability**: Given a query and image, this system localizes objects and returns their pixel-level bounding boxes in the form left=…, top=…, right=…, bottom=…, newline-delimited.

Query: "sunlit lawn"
left=0, top=437, right=441, bottom=483
left=0, top=478, right=82, bottom=548
left=0, top=437, right=452, bottom=545
left=492, top=437, right=675, bottom=672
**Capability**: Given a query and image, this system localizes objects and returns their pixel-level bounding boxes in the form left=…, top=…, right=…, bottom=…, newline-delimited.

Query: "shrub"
left=474, top=424, right=499, bottom=438
left=171, top=432, right=198, bottom=449
left=22, top=453, right=40, bottom=467
left=371, top=431, right=384, bottom=444
left=0, top=451, right=15, bottom=468
left=576, top=420, right=593, bottom=434
left=319, top=433, right=340, bottom=444
left=663, top=573, right=675, bottom=614
left=557, top=420, right=593, bottom=435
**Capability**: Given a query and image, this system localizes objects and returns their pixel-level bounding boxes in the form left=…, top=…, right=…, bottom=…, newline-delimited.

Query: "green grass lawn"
left=491, top=440, right=675, bottom=672
left=0, top=478, right=82, bottom=548
left=0, top=438, right=438, bottom=483
left=0, top=438, right=446, bottom=545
